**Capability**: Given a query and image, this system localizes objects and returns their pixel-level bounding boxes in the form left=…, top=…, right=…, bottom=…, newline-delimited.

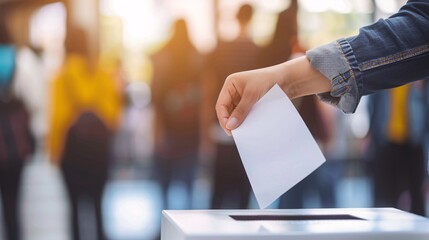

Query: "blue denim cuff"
left=306, top=39, right=362, bottom=113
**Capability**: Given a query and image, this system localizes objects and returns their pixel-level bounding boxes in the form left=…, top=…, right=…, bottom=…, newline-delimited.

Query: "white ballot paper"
left=231, top=84, right=326, bottom=209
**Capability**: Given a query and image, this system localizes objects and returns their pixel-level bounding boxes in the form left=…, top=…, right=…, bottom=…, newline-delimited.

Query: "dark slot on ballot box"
left=230, top=214, right=365, bottom=221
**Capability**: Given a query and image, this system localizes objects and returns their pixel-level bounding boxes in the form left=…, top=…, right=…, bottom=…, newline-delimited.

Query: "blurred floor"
left=0, top=159, right=428, bottom=240
left=6, top=157, right=68, bottom=240
left=0, top=157, right=213, bottom=240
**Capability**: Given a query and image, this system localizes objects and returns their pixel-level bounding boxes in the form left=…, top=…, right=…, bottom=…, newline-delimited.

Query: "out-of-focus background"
left=0, top=0, right=428, bottom=239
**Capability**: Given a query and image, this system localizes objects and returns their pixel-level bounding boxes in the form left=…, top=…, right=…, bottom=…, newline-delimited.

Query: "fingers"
left=216, top=79, right=259, bottom=136
left=225, top=89, right=258, bottom=131
left=215, top=81, right=235, bottom=135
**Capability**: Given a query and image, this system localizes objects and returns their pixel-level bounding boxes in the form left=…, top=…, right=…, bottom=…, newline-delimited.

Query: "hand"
left=215, top=66, right=281, bottom=136
left=215, top=56, right=332, bottom=135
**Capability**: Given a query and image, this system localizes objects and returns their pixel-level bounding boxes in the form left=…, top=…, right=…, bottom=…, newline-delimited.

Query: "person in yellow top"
left=48, top=29, right=122, bottom=163
left=48, top=26, right=122, bottom=240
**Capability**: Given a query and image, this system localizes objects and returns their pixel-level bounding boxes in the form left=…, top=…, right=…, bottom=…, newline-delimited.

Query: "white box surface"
left=161, top=208, right=429, bottom=240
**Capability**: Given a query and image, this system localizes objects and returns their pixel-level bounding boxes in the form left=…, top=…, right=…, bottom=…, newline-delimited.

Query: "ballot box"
left=161, top=208, right=429, bottom=240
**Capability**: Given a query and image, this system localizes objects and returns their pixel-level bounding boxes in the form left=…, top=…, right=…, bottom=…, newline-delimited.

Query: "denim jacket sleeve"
left=306, top=0, right=429, bottom=113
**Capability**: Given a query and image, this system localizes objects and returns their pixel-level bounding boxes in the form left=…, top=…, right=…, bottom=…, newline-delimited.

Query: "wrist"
left=280, top=56, right=331, bottom=99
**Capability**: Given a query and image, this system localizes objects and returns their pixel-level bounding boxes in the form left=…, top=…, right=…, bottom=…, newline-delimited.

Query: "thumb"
left=226, top=92, right=258, bottom=131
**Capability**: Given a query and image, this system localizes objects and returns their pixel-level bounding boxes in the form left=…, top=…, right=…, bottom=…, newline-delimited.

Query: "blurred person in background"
left=367, top=82, right=427, bottom=216
left=150, top=19, right=203, bottom=210
left=48, top=26, right=122, bottom=240
left=0, top=9, right=35, bottom=240
left=258, top=0, right=298, bottom=68
left=259, top=2, right=336, bottom=209
left=203, top=4, right=260, bottom=209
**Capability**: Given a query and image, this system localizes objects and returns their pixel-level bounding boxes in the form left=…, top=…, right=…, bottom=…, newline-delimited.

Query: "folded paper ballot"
left=231, top=84, right=326, bottom=209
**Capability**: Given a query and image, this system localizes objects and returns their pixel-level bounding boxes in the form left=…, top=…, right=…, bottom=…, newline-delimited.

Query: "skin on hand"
left=215, top=67, right=279, bottom=136
left=215, top=56, right=332, bottom=135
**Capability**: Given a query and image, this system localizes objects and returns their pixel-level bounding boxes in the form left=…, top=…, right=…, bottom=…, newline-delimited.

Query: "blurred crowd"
left=0, top=0, right=428, bottom=240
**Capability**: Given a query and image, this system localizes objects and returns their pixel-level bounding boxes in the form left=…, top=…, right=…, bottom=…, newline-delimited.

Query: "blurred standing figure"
left=204, top=4, right=260, bottom=209
left=261, top=1, right=337, bottom=209
left=367, top=83, right=427, bottom=216
left=151, top=19, right=203, bottom=210
left=48, top=27, right=122, bottom=240
left=259, top=0, right=298, bottom=68
left=0, top=11, right=35, bottom=240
